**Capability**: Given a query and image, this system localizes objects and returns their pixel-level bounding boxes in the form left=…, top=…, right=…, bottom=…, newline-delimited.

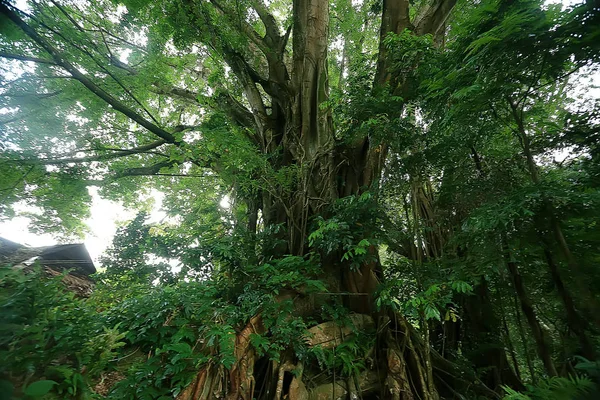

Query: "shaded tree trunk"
left=177, top=0, right=461, bottom=398
left=462, top=279, right=524, bottom=392
left=514, top=291, right=537, bottom=383
left=508, top=96, right=600, bottom=335
left=543, top=248, right=595, bottom=360
left=503, top=239, right=558, bottom=377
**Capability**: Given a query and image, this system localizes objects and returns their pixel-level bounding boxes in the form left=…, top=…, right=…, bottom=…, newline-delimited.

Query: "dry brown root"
left=382, top=314, right=441, bottom=400
left=176, top=363, right=225, bottom=400
left=93, top=371, right=125, bottom=397
left=306, top=370, right=379, bottom=400
left=386, top=338, right=414, bottom=400
left=227, top=315, right=264, bottom=400
left=273, top=360, right=309, bottom=400
left=177, top=315, right=264, bottom=400
left=287, top=368, right=309, bottom=400
left=308, top=381, right=349, bottom=400
left=178, top=311, right=497, bottom=400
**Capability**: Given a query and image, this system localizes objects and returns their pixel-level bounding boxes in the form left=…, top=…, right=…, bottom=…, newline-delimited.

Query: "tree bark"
left=542, top=248, right=595, bottom=360
left=462, top=279, right=524, bottom=391
left=503, top=239, right=558, bottom=377
left=507, top=96, right=600, bottom=333
left=514, top=292, right=537, bottom=383
left=3, top=0, right=464, bottom=397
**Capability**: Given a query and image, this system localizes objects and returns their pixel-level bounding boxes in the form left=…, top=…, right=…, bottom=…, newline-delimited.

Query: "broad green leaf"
left=24, top=380, right=58, bottom=397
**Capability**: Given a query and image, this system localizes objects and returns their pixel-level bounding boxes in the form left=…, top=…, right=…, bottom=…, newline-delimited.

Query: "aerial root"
left=177, top=312, right=496, bottom=400
left=274, top=360, right=308, bottom=400
left=176, top=315, right=263, bottom=400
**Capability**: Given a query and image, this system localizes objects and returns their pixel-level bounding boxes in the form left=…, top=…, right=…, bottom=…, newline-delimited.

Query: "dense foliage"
left=1, top=0, right=600, bottom=398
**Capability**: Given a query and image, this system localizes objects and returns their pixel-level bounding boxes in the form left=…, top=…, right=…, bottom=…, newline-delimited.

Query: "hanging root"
left=227, top=315, right=264, bottom=399
left=178, top=311, right=498, bottom=400
left=176, top=362, right=225, bottom=400
left=273, top=360, right=308, bottom=400
left=177, top=315, right=264, bottom=400
left=384, top=315, right=438, bottom=400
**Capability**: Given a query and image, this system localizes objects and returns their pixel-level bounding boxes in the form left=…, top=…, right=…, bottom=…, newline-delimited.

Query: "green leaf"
left=451, top=281, right=473, bottom=294
left=0, top=380, right=14, bottom=399
left=24, top=380, right=58, bottom=397
left=466, top=35, right=501, bottom=56
left=357, top=239, right=370, bottom=247
left=424, top=305, right=441, bottom=321
left=167, top=342, right=192, bottom=355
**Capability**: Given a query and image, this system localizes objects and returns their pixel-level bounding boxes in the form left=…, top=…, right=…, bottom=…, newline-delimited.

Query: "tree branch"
left=214, top=92, right=257, bottom=131
left=249, top=0, right=280, bottom=43
left=114, top=160, right=177, bottom=178
left=44, top=1, right=161, bottom=125
left=0, top=51, right=56, bottom=65
left=413, top=0, right=457, bottom=37
left=220, top=49, right=269, bottom=121
left=151, top=83, right=257, bottom=137
left=210, top=0, right=270, bottom=55
left=0, top=3, right=180, bottom=145
left=152, top=84, right=200, bottom=103
left=13, top=140, right=167, bottom=165
left=375, top=0, right=412, bottom=87
left=0, top=165, right=35, bottom=194
left=2, top=90, right=62, bottom=99
left=109, top=55, right=138, bottom=75
left=181, top=1, right=272, bottom=125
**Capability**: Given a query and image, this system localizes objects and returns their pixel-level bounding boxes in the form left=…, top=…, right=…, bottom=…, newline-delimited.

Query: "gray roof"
left=0, top=237, right=96, bottom=276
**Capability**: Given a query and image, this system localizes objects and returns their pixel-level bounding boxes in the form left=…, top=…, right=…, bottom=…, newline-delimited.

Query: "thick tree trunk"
left=503, top=240, right=558, bottom=377
left=543, top=248, right=595, bottom=360
left=462, top=279, right=524, bottom=391
left=289, top=0, right=336, bottom=255
left=513, top=293, right=537, bottom=383
left=177, top=0, right=464, bottom=398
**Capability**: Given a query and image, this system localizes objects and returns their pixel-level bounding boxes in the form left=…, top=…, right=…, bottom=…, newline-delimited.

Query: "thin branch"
left=114, top=160, right=178, bottom=178
left=84, top=171, right=206, bottom=187
left=144, top=173, right=206, bottom=178
left=516, top=52, right=548, bottom=110
left=0, top=75, right=73, bottom=92
left=69, top=6, right=148, bottom=54
left=49, top=0, right=85, bottom=32
left=11, top=139, right=167, bottom=165
left=0, top=3, right=179, bottom=145
left=108, top=56, right=137, bottom=75
left=11, top=5, right=158, bottom=123
left=214, top=91, right=256, bottom=130
left=0, top=165, right=35, bottom=193
left=210, top=0, right=270, bottom=55
left=153, top=85, right=200, bottom=103
left=0, top=114, right=27, bottom=126
left=0, top=51, right=56, bottom=65
left=153, top=82, right=257, bottom=131
left=2, top=90, right=62, bottom=99
left=528, top=63, right=585, bottom=94
left=249, top=0, right=280, bottom=42
left=43, top=2, right=161, bottom=125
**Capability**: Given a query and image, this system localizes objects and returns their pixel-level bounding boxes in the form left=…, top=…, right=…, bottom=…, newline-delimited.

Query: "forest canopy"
left=1, top=0, right=600, bottom=399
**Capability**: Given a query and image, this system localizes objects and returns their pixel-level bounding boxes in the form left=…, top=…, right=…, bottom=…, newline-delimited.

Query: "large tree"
left=1, top=0, right=599, bottom=398
left=0, top=0, right=458, bottom=397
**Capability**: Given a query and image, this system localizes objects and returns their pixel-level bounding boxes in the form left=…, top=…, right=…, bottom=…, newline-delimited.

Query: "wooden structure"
left=0, top=237, right=96, bottom=296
